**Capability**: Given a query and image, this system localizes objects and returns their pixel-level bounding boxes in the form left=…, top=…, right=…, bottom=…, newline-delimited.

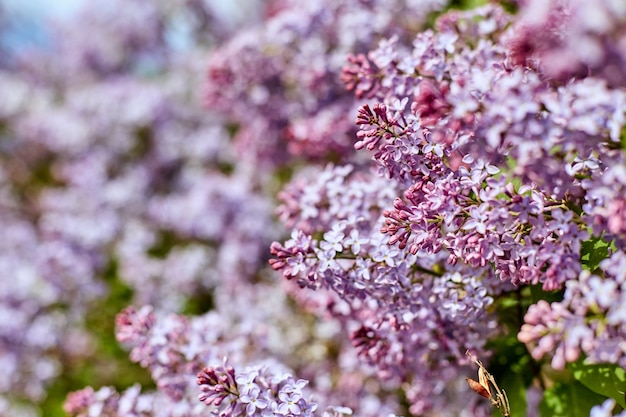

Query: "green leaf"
left=449, top=0, right=488, bottom=10
left=540, top=380, right=608, bottom=417
left=492, top=371, right=526, bottom=417
left=568, top=360, right=626, bottom=408
left=580, top=237, right=612, bottom=272
left=529, top=284, right=563, bottom=304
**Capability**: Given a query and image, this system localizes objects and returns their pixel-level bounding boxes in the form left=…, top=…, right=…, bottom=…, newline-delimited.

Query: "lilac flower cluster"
left=270, top=164, right=497, bottom=415
left=357, top=97, right=588, bottom=289
left=508, top=0, right=626, bottom=87
left=91, top=278, right=400, bottom=417
left=65, top=364, right=348, bottom=417
left=271, top=2, right=626, bottom=414
left=345, top=4, right=626, bottom=236
left=197, top=364, right=320, bottom=417
left=334, top=1, right=626, bottom=304
left=204, top=0, right=447, bottom=162
left=519, top=250, right=626, bottom=369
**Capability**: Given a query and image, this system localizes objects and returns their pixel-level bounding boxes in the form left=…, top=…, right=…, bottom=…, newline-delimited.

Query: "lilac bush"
left=1, top=0, right=626, bottom=416
left=270, top=1, right=626, bottom=416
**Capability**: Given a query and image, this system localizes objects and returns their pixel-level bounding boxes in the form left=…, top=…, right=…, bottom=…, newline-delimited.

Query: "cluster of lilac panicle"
left=197, top=364, right=320, bottom=417
left=111, top=291, right=305, bottom=405
left=508, top=0, right=626, bottom=87
left=272, top=1, right=626, bottom=413
left=345, top=1, right=626, bottom=244
left=270, top=164, right=497, bottom=415
left=519, top=250, right=626, bottom=370
left=204, top=0, right=447, bottom=162
left=66, top=278, right=401, bottom=417
left=342, top=5, right=594, bottom=290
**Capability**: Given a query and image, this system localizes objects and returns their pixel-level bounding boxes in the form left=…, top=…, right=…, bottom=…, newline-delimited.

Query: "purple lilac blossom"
left=519, top=250, right=626, bottom=369
left=342, top=3, right=626, bottom=288
left=344, top=4, right=626, bottom=243
left=507, top=0, right=626, bottom=87
left=100, top=278, right=401, bottom=417
left=270, top=164, right=498, bottom=415
left=4, top=0, right=626, bottom=415
left=589, top=399, right=626, bottom=417
left=273, top=2, right=626, bottom=414
left=204, top=0, right=447, bottom=163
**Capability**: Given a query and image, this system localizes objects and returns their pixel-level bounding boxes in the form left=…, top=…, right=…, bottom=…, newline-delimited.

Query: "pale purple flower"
left=344, top=229, right=369, bottom=255
left=236, top=369, right=260, bottom=395
left=240, top=387, right=269, bottom=415
left=278, top=390, right=302, bottom=415
left=590, top=399, right=622, bottom=417
left=463, top=205, right=490, bottom=235
left=370, top=244, right=400, bottom=267
left=320, top=227, right=346, bottom=254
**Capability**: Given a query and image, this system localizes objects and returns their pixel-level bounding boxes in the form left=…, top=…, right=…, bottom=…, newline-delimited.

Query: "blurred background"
left=0, top=1, right=270, bottom=416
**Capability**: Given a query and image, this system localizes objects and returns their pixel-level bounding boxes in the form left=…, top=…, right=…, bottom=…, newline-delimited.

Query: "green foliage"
left=568, top=359, right=626, bottom=409
left=448, top=0, right=488, bottom=10
left=424, top=0, right=488, bottom=29
left=528, top=284, right=563, bottom=305
left=147, top=230, right=183, bottom=258
left=182, top=288, right=215, bottom=315
left=581, top=236, right=614, bottom=273
left=495, top=371, right=526, bottom=417
left=540, top=380, right=607, bottom=417
left=495, top=0, right=519, bottom=14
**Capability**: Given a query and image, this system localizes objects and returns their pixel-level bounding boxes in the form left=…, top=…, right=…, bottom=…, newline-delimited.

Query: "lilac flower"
left=240, top=387, right=269, bottom=415
left=320, top=226, right=346, bottom=255
left=370, top=244, right=400, bottom=267
left=344, top=229, right=369, bottom=255
left=519, top=250, right=626, bottom=369
left=278, top=390, right=303, bottom=415
left=463, top=205, right=490, bottom=235
left=286, top=252, right=309, bottom=278
left=590, top=399, right=626, bottom=417
left=271, top=163, right=497, bottom=414
left=236, top=369, right=260, bottom=396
